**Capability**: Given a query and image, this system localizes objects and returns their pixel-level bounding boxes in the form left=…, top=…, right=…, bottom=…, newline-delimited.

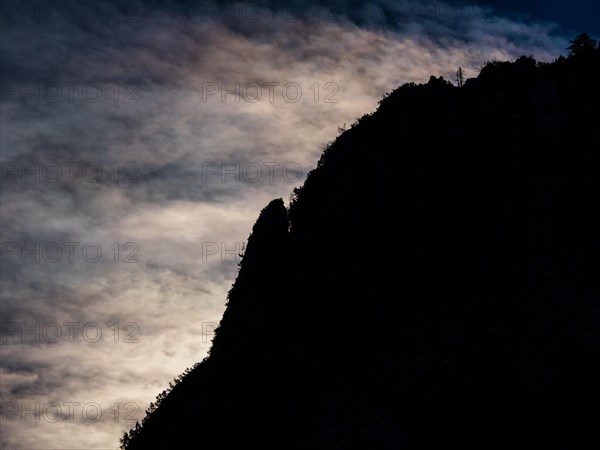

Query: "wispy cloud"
left=0, top=1, right=570, bottom=448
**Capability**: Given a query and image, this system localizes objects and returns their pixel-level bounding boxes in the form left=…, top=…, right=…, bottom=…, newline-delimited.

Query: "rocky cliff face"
left=123, top=49, right=600, bottom=450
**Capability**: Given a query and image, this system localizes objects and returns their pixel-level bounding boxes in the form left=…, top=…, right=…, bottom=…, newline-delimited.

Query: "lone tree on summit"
left=455, top=67, right=465, bottom=87
left=568, top=32, right=597, bottom=56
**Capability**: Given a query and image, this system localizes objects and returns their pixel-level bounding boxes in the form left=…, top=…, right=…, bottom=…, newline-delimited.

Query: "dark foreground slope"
left=123, top=50, right=600, bottom=450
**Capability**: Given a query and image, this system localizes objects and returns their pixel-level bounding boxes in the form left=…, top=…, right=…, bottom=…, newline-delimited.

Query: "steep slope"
left=123, top=49, right=600, bottom=450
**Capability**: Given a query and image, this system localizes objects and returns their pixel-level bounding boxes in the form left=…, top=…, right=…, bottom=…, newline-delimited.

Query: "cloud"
left=0, top=1, right=573, bottom=448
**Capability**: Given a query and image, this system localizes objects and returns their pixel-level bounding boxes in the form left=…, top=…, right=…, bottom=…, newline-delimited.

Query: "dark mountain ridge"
left=122, top=42, right=600, bottom=449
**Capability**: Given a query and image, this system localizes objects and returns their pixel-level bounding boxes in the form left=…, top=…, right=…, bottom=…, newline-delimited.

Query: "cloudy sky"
left=0, top=1, right=596, bottom=448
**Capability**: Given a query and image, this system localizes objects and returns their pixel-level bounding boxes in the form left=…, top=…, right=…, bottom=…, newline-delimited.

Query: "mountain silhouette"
left=121, top=39, right=600, bottom=450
